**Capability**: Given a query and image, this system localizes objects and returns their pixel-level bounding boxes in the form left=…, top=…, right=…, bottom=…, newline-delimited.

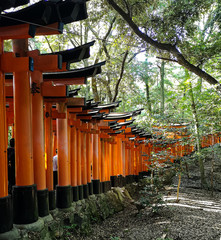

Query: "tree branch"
left=128, top=49, right=146, bottom=63
left=107, top=0, right=220, bottom=86
left=44, top=36, right=54, bottom=53
left=156, top=56, right=178, bottom=63
left=112, top=50, right=129, bottom=102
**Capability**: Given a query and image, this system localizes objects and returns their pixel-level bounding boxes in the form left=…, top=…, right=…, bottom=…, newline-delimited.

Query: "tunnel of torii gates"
left=0, top=0, right=220, bottom=234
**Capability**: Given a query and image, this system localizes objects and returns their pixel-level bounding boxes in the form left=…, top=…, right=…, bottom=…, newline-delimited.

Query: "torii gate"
left=0, top=0, right=103, bottom=233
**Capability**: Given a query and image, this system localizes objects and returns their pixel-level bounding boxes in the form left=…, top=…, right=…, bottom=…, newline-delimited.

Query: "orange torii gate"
left=1, top=1, right=221, bottom=236
left=0, top=0, right=102, bottom=233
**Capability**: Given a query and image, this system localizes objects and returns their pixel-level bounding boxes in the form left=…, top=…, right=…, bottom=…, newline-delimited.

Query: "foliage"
left=110, top=237, right=121, bottom=240
left=138, top=156, right=169, bottom=214
left=139, top=182, right=165, bottom=214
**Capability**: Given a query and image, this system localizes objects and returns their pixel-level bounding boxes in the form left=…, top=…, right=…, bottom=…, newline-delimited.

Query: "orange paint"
left=77, top=129, right=82, bottom=185
left=45, top=103, right=53, bottom=191
left=100, top=139, right=105, bottom=182
left=56, top=103, right=69, bottom=186
left=0, top=64, right=8, bottom=197
left=122, top=141, right=125, bottom=176
left=86, top=132, right=92, bottom=183
left=32, top=71, right=46, bottom=190
left=70, top=126, right=77, bottom=186
left=92, top=134, right=99, bottom=180
left=81, top=131, right=87, bottom=185
left=13, top=39, right=34, bottom=186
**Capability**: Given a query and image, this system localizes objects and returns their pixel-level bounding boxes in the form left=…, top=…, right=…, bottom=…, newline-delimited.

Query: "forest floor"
left=73, top=186, right=221, bottom=240
left=65, top=145, right=221, bottom=240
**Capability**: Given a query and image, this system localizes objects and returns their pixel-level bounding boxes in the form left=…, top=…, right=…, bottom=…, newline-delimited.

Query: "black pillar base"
left=110, top=176, right=118, bottom=187
left=143, top=171, right=151, bottom=177
left=13, top=184, right=38, bottom=224
left=49, top=190, right=56, bottom=210
left=88, top=182, right=93, bottom=195
left=83, top=184, right=89, bottom=199
left=72, top=186, right=79, bottom=202
left=78, top=185, right=83, bottom=200
left=138, top=172, right=142, bottom=179
left=134, top=175, right=139, bottom=182
left=122, top=176, right=126, bottom=186
left=100, top=182, right=105, bottom=193
left=102, top=181, right=111, bottom=193
left=125, top=175, right=130, bottom=184
left=117, top=175, right=123, bottom=187
left=92, top=179, right=100, bottom=194
left=37, top=189, right=49, bottom=217
left=0, top=195, right=13, bottom=233
left=56, top=185, right=72, bottom=209
left=106, top=181, right=111, bottom=191
left=126, top=175, right=133, bottom=184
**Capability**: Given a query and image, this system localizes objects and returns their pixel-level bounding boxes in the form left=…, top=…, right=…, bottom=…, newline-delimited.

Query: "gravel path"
left=75, top=187, right=221, bottom=240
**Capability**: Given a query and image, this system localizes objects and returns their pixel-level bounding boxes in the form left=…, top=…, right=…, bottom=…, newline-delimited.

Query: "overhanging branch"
left=107, top=0, right=220, bottom=86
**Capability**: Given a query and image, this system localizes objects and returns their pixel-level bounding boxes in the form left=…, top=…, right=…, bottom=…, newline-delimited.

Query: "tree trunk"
left=189, top=81, right=207, bottom=188
left=160, top=61, right=165, bottom=116
left=88, top=16, right=116, bottom=102
left=211, top=134, right=214, bottom=196
left=145, top=78, right=152, bottom=116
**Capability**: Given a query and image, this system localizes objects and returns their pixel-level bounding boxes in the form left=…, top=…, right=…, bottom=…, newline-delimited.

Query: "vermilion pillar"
left=131, top=144, right=135, bottom=175
left=86, top=132, right=93, bottom=195
left=122, top=141, right=126, bottom=176
left=110, top=141, right=118, bottom=187
left=56, top=102, right=71, bottom=208
left=100, top=138, right=105, bottom=192
left=0, top=39, right=13, bottom=233
left=12, top=39, right=38, bottom=224
left=92, top=133, right=100, bottom=194
left=70, top=126, right=78, bottom=201
left=105, top=140, right=110, bottom=181
left=77, top=128, right=83, bottom=199
left=81, top=130, right=89, bottom=198
left=125, top=143, right=129, bottom=177
left=44, top=103, right=55, bottom=210
left=32, top=70, right=49, bottom=217
left=138, top=145, right=142, bottom=174
left=0, top=72, right=7, bottom=197
left=103, top=139, right=111, bottom=192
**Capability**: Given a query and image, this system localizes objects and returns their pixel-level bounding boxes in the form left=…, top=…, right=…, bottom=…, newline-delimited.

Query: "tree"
left=106, top=0, right=221, bottom=87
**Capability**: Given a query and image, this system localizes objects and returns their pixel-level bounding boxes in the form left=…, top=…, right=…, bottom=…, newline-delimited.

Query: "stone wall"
left=0, top=187, right=133, bottom=240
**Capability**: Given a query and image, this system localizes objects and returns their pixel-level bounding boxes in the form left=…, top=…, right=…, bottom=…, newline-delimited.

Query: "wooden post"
left=86, top=132, right=93, bottom=195
left=70, top=126, right=78, bottom=201
left=100, top=139, right=105, bottom=182
left=92, top=133, right=100, bottom=194
left=122, top=141, right=126, bottom=177
left=125, top=143, right=129, bottom=177
left=0, top=54, right=8, bottom=198
left=131, top=144, right=135, bottom=175
left=105, top=140, right=109, bottom=181
left=31, top=70, right=49, bottom=217
left=44, top=103, right=55, bottom=210
left=77, top=128, right=83, bottom=199
left=12, top=39, right=38, bottom=224
left=0, top=39, right=13, bottom=233
left=112, top=142, right=117, bottom=176
left=128, top=144, right=132, bottom=175
left=70, top=128, right=75, bottom=182
left=56, top=102, right=71, bottom=208
left=100, top=138, right=105, bottom=192
left=81, top=130, right=89, bottom=198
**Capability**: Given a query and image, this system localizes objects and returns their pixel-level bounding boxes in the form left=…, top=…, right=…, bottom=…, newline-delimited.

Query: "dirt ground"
left=62, top=185, right=221, bottom=240
left=64, top=145, right=221, bottom=240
